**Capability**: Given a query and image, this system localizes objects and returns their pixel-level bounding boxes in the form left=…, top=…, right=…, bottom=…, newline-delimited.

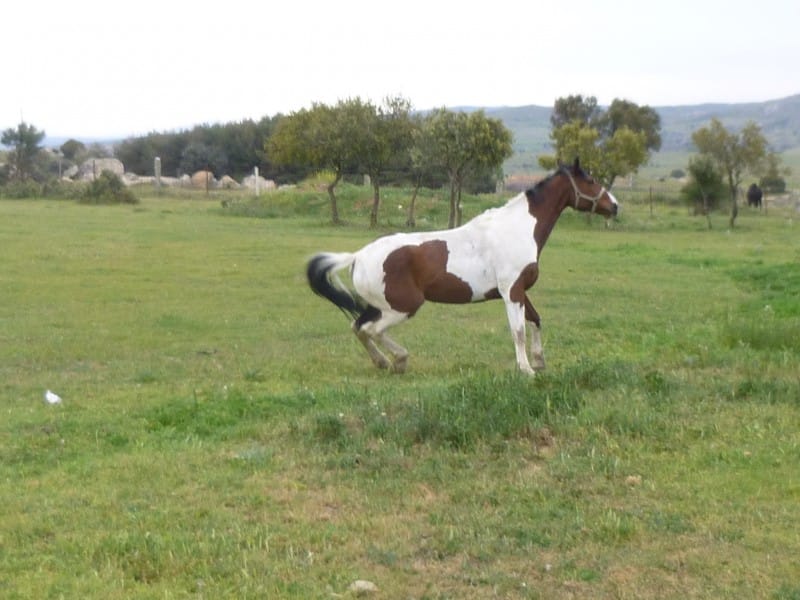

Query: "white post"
left=154, top=156, right=162, bottom=191
left=254, top=166, right=260, bottom=196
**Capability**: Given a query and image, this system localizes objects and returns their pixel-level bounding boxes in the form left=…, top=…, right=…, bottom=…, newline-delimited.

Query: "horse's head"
left=560, top=158, right=618, bottom=218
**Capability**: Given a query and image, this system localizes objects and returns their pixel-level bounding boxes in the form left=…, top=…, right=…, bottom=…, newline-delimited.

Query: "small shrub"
left=42, top=179, right=86, bottom=200
left=0, top=180, right=43, bottom=199
left=79, top=170, right=139, bottom=205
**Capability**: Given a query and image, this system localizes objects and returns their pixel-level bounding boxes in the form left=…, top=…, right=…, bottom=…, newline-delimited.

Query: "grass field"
left=1, top=188, right=799, bottom=599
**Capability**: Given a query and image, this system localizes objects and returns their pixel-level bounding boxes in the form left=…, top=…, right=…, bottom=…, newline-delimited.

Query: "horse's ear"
left=572, top=157, right=580, bottom=172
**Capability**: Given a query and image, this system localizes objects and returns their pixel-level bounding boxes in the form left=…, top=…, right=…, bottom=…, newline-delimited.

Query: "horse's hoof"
left=372, top=358, right=392, bottom=370
left=391, top=356, right=408, bottom=374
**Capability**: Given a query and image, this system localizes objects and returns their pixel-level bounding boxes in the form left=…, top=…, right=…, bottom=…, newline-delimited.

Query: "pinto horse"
left=306, top=158, right=618, bottom=374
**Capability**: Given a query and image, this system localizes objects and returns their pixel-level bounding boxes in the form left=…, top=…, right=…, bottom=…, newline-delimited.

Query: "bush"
left=0, top=180, right=43, bottom=199
left=79, top=170, right=138, bottom=205
left=760, top=174, right=786, bottom=194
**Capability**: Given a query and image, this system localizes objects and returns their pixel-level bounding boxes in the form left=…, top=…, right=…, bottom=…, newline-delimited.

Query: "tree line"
left=267, top=97, right=513, bottom=227
left=2, top=93, right=789, bottom=229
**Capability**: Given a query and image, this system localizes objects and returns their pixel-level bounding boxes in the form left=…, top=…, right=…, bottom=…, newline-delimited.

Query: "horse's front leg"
left=503, top=299, right=535, bottom=375
left=524, top=296, right=545, bottom=371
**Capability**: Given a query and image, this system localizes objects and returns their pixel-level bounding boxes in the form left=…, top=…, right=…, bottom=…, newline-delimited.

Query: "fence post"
left=154, top=156, right=162, bottom=193
left=254, top=166, right=260, bottom=196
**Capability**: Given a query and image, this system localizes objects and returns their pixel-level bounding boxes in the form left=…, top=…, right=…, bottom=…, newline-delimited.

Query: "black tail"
left=306, top=253, right=365, bottom=319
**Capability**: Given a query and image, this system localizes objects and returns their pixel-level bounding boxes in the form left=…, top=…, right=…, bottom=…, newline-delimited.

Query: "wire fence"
left=610, top=181, right=799, bottom=215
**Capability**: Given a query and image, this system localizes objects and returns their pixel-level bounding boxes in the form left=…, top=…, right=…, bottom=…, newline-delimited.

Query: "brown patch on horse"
left=483, top=262, right=539, bottom=305
left=510, top=263, right=539, bottom=304
left=526, top=185, right=566, bottom=249
left=383, top=240, right=473, bottom=315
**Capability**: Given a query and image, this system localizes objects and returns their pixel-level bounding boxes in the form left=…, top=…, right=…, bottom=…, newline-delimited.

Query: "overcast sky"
left=4, top=0, right=799, bottom=139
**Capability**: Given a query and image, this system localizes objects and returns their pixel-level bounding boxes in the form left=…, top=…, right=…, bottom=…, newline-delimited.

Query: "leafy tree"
left=60, top=139, right=87, bottom=162
left=682, top=155, right=726, bottom=229
left=691, top=118, right=768, bottom=228
left=550, top=95, right=600, bottom=129
left=426, top=109, right=466, bottom=227
left=540, top=97, right=657, bottom=188
left=538, top=121, right=647, bottom=189
left=594, top=99, right=662, bottom=153
left=539, top=121, right=601, bottom=171
left=1, top=121, right=45, bottom=181
left=351, top=96, right=415, bottom=227
left=406, top=114, right=442, bottom=227
left=269, top=102, right=360, bottom=224
left=423, top=108, right=513, bottom=228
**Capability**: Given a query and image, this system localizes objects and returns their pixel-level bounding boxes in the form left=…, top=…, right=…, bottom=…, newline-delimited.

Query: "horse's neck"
left=530, top=185, right=571, bottom=252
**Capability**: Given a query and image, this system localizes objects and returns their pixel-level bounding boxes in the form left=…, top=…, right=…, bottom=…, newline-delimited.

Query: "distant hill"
left=655, top=94, right=800, bottom=151
left=479, top=94, right=800, bottom=173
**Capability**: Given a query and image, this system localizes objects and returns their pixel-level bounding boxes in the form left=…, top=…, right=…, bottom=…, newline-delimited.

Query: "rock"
left=78, top=158, right=124, bottom=180
left=123, top=173, right=153, bottom=185
left=191, top=170, right=216, bottom=189
left=219, top=175, right=240, bottom=189
left=241, top=174, right=276, bottom=192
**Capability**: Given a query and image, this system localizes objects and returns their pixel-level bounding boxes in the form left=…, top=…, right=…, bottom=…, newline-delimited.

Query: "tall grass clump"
left=400, top=371, right=581, bottom=449
left=298, top=371, right=583, bottom=454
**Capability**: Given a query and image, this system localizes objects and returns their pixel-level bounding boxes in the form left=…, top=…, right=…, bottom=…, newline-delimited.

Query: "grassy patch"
left=1, top=194, right=799, bottom=598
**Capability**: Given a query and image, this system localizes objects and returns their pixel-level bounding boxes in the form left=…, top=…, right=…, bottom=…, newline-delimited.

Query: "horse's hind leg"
left=353, top=306, right=392, bottom=369
left=354, top=325, right=392, bottom=369
left=376, top=333, right=409, bottom=373
left=353, top=305, right=410, bottom=372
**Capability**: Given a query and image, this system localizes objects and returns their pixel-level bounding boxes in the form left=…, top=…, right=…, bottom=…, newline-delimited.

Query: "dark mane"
left=524, top=160, right=591, bottom=205
left=524, top=165, right=568, bottom=205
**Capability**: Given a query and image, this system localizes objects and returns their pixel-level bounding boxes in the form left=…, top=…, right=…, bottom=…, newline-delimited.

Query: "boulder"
left=242, top=174, right=276, bottom=192
left=78, top=158, right=124, bottom=181
left=219, top=175, right=240, bottom=189
left=191, top=170, right=216, bottom=189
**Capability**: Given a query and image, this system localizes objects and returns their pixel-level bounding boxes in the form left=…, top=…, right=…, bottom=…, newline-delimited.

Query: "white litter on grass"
left=44, top=390, right=62, bottom=404
left=348, top=580, right=378, bottom=595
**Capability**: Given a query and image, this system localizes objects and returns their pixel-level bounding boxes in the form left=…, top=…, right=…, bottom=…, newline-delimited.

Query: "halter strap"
left=563, top=169, right=606, bottom=214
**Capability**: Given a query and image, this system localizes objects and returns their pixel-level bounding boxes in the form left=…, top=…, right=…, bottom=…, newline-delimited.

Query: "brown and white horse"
left=306, top=158, right=618, bottom=374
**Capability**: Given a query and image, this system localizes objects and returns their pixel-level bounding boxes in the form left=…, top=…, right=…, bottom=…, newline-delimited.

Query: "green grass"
left=1, top=191, right=799, bottom=598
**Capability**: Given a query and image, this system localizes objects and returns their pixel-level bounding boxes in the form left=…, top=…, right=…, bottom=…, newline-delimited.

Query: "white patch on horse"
left=444, top=193, right=540, bottom=300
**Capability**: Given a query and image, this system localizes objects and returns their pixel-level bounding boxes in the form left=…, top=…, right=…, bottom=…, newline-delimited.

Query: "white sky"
left=4, top=0, right=799, bottom=139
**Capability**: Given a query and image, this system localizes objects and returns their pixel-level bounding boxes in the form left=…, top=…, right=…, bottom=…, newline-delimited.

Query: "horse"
left=306, top=158, right=618, bottom=375
left=746, top=183, right=763, bottom=208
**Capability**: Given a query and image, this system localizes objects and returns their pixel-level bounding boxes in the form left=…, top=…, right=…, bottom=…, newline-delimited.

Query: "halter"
left=563, top=169, right=607, bottom=214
